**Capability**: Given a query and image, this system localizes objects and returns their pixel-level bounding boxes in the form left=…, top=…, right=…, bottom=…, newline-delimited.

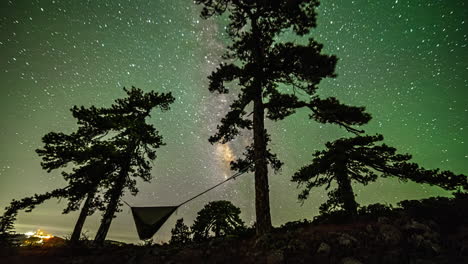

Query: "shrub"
left=170, top=218, right=191, bottom=245
left=191, top=201, right=244, bottom=242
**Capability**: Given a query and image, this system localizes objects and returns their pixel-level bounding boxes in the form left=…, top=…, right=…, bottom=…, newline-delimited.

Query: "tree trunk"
left=253, top=97, right=272, bottom=235
left=93, top=172, right=127, bottom=246
left=336, top=172, right=358, bottom=217
left=70, top=189, right=95, bottom=244
left=251, top=16, right=272, bottom=236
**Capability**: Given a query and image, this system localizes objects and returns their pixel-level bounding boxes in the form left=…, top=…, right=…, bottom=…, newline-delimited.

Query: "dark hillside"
left=2, top=194, right=467, bottom=264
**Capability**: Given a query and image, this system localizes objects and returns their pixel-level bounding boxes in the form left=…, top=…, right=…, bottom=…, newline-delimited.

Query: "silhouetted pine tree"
left=0, top=131, right=115, bottom=243
left=34, top=87, right=174, bottom=246
left=194, top=0, right=371, bottom=234
left=170, top=218, right=191, bottom=245
left=292, top=134, right=468, bottom=217
left=0, top=188, right=68, bottom=236
left=83, top=87, right=175, bottom=246
left=61, top=161, right=114, bottom=243
left=36, top=117, right=119, bottom=243
left=191, top=200, right=244, bottom=242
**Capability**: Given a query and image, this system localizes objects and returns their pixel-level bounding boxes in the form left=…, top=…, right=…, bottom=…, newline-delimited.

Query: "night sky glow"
left=0, top=0, right=467, bottom=243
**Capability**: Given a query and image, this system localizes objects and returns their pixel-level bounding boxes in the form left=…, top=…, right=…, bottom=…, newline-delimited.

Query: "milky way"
left=0, top=0, right=467, bottom=243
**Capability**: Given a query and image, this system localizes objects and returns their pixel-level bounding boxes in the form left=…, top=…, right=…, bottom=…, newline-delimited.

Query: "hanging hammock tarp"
left=126, top=162, right=254, bottom=240
left=130, top=206, right=178, bottom=240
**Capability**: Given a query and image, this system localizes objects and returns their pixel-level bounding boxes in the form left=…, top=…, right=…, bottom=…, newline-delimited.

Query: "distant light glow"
left=23, top=229, right=54, bottom=245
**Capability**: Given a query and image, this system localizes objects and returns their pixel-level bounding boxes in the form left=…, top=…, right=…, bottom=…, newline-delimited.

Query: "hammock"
left=125, top=164, right=252, bottom=240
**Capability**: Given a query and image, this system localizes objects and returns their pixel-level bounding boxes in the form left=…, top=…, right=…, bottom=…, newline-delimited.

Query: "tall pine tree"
left=36, top=117, right=119, bottom=243
left=195, top=0, right=370, bottom=235
left=34, top=87, right=174, bottom=245
left=77, top=87, right=175, bottom=245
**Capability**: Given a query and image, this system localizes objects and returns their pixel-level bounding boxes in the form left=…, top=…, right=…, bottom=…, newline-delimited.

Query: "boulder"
left=316, top=242, right=331, bottom=255
left=410, top=234, right=441, bottom=256
left=378, top=217, right=390, bottom=224
left=460, top=242, right=468, bottom=256
left=341, top=257, right=362, bottom=264
left=410, top=234, right=425, bottom=247
left=150, top=247, right=162, bottom=256
left=336, top=233, right=358, bottom=247
left=381, top=249, right=403, bottom=264
left=266, top=250, right=285, bottom=264
left=422, top=230, right=440, bottom=241
left=379, top=224, right=402, bottom=245
left=403, top=220, right=431, bottom=233
left=286, top=239, right=306, bottom=251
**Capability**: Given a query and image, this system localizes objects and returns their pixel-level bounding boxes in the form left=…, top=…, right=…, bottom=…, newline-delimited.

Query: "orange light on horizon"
left=24, top=229, right=54, bottom=244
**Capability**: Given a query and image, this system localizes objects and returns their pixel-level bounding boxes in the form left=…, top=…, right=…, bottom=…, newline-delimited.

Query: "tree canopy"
left=170, top=218, right=191, bottom=245
left=90, top=87, right=174, bottom=245
left=191, top=200, right=245, bottom=242
left=1, top=87, right=174, bottom=246
left=195, top=0, right=370, bottom=235
left=292, top=134, right=468, bottom=217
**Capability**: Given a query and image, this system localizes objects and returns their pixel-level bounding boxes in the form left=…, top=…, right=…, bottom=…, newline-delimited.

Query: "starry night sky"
left=0, top=0, right=467, bottom=243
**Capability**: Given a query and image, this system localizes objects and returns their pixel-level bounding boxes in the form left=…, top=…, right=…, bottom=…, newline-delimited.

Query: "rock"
left=410, top=234, right=425, bottom=247
left=420, top=240, right=441, bottom=255
left=208, top=239, right=217, bottom=248
left=337, top=233, right=358, bottom=247
left=266, top=250, right=285, bottom=264
left=426, top=220, right=439, bottom=230
left=287, top=239, right=306, bottom=251
left=68, top=259, right=86, bottom=264
left=379, top=224, right=402, bottom=245
left=254, top=233, right=273, bottom=248
left=125, top=255, right=137, bottom=264
left=403, top=220, right=431, bottom=233
left=296, top=227, right=305, bottom=234
left=316, top=242, right=331, bottom=255
left=382, top=250, right=403, bottom=264
left=150, top=247, right=162, bottom=256
left=410, top=234, right=441, bottom=255
left=428, top=242, right=441, bottom=255
left=378, top=217, right=390, bottom=224
left=422, top=230, right=439, bottom=241
left=460, top=242, right=468, bottom=256
left=411, top=259, right=437, bottom=264
left=341, top=257, right=362, bottom=264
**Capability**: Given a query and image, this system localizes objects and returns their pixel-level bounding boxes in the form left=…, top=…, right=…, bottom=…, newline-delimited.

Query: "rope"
left=177, top=167, right=250, bottom=207
left=122, top=160, right=256, bottom=208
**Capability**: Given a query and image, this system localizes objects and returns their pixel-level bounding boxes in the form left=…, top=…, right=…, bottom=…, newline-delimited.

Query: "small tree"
left=170, top=218, right=191, bottom=245
left=292, top=134, right=468, bottom=217
left=191, top=200, right=244, bottom=242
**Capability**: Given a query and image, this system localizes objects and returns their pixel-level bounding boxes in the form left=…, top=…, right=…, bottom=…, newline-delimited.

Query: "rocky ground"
left=1, top=195, right=467, bottom=263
